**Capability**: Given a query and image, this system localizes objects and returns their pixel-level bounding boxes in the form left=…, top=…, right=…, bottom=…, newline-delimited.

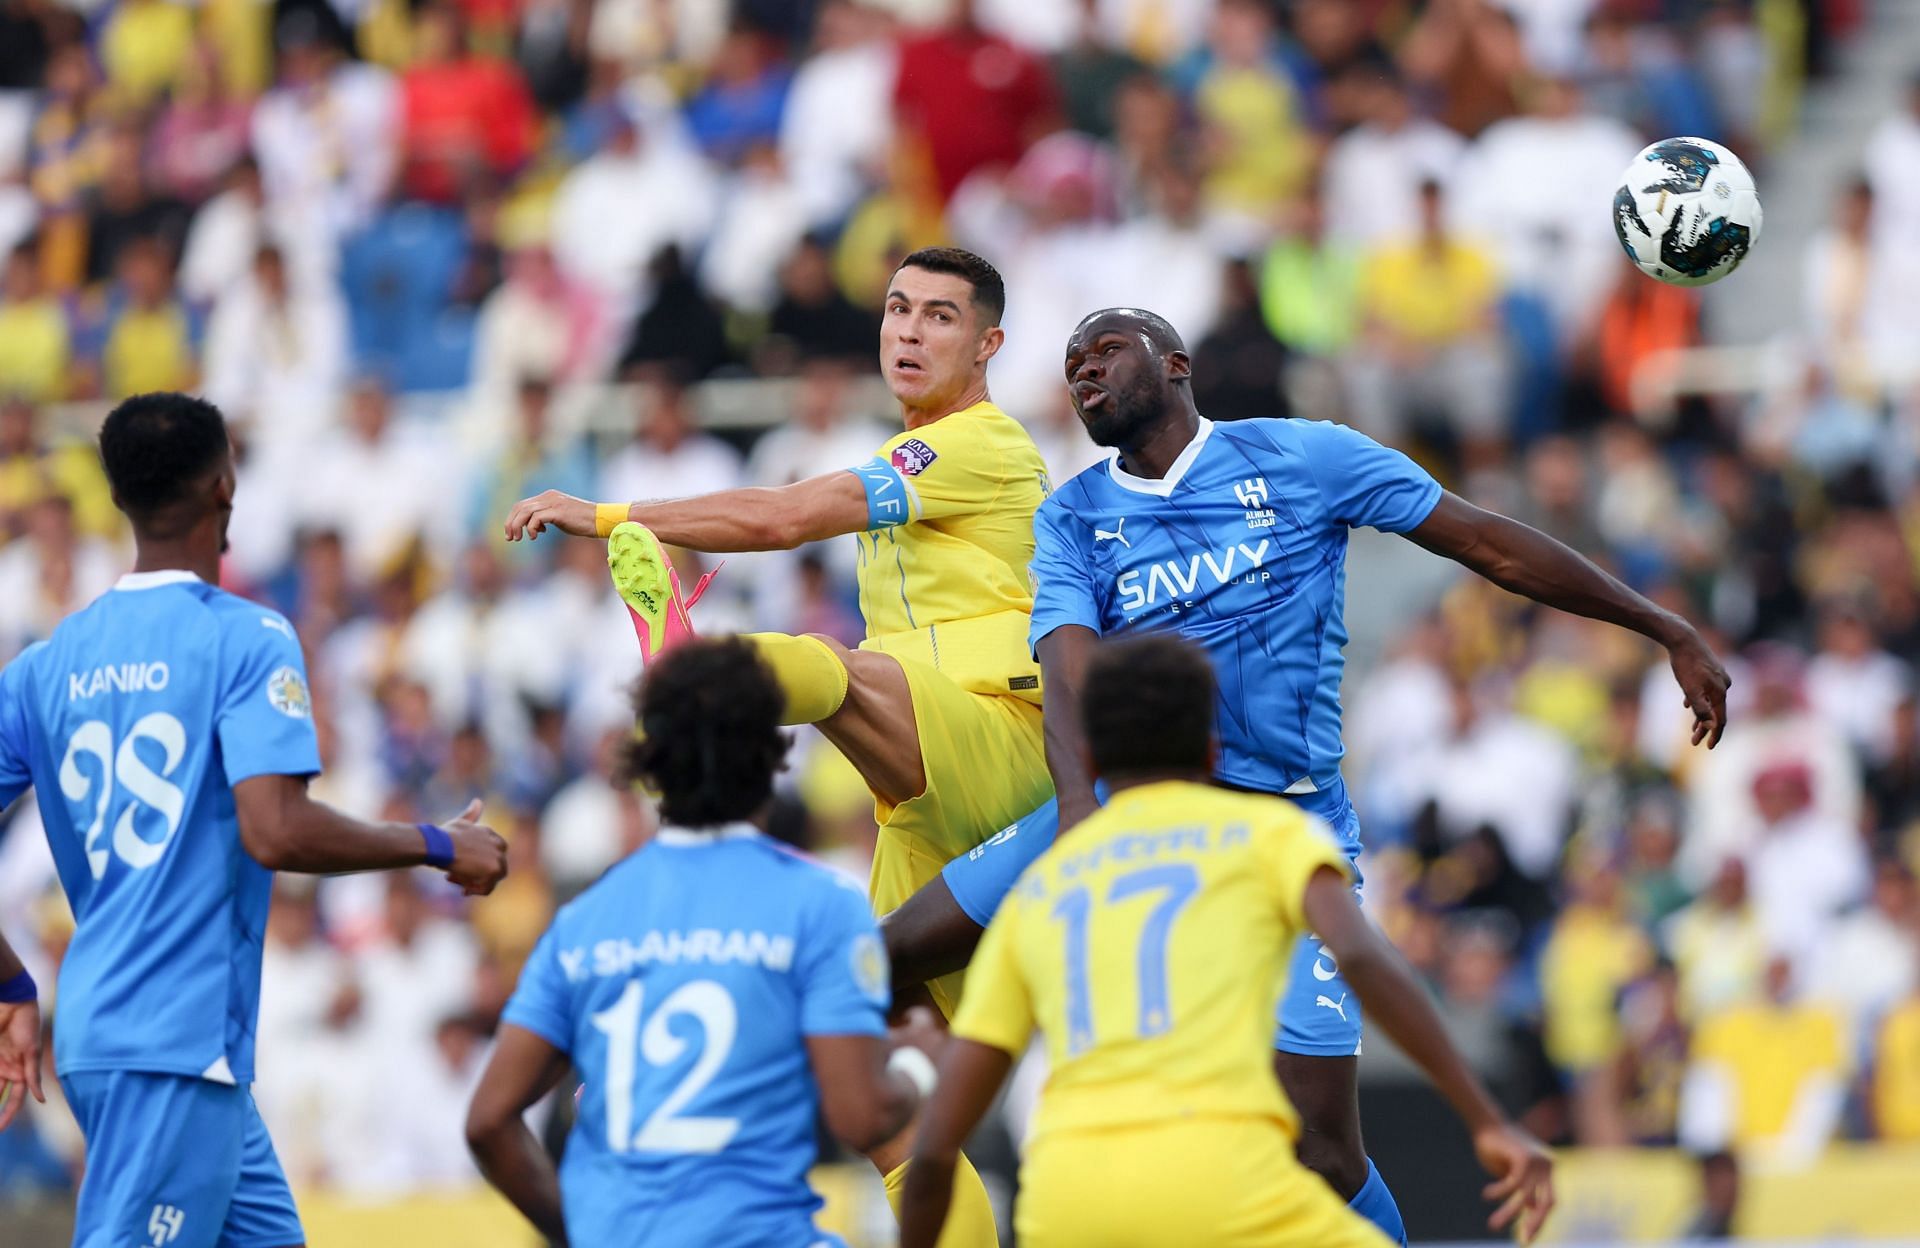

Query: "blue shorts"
left=63, top=1071, right=304, bottom=1248
left=942, top=779, right=1366, bottom=1057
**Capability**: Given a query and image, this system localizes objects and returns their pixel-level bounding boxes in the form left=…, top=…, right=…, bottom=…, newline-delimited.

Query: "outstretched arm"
left=1405, top=492, right=1731, bottom=747
left=233, top=778, right=508, bottom=894
left=503, top=472, right=873, bottom=553
left=1304, top=869, right=1555, bottom=1243
left=1036, top=625, right=1100, bottom=830
left=0, top=931, right=44, bottom=1131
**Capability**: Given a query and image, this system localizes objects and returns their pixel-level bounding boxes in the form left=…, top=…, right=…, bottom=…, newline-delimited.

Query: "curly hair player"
left=0, top=392, right=506, bottom=1248
left=901, top=634, right=1555, bottom=1248
left=466, top=637, right=944, bottom=1247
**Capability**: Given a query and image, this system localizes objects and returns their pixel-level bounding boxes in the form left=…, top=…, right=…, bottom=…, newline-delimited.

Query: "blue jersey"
left=1029, top=418, right=1440, bottom=853
left=503, top=826, right=889, bottom=1248
left=0, top=570, right=320, bottom=1084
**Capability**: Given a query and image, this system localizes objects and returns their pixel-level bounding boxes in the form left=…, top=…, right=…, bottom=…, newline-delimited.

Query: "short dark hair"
left=97, top=392, right=230, bottom=524
left=896, top=247, right=1006, bottom=326
left=1081, top=635, right=1216, bottom=776
left=620, top=638, right=790, bottom=827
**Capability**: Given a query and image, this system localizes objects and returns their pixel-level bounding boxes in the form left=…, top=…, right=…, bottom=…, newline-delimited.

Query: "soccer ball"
left=1612, top=137, right=1762, bottom=287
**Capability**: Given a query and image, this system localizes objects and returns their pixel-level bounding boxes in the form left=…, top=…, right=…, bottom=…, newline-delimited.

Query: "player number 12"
left=1051, top=863, right=1201, bottom=1055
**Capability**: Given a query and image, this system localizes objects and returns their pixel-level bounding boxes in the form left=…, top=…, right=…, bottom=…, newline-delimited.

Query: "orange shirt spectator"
left=893, top=1, right=1058, bottom=204
left=398, top=6, right=538, bottom=204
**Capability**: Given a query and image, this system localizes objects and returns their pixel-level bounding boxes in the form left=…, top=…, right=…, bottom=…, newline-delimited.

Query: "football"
left=1612, top=136, right=1763, bottom=286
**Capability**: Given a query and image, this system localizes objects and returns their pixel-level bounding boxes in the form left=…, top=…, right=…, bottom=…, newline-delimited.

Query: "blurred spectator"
left=599, top=375, right=744, bottom=508
left=746, top=358, right=889, bottom=489
left=1051, top=0, right=1149, bottom=140
left=1321, top=60, right=1466, bottom=248
left=1743, top=759, right=1869, bottom=962
left=892, top=0, right=1060, bottom=205
left=255, top=879, right=357, bottom=1183
left=99, top=0, right=192, bottom=108
left=1587, top=262, right=1701, bottom=421
left=1807, top=600, right=1911, bottom=764
left=82, top=124, right=190, bottom=287
left=1184, top=0, right=1312, bottom=245
left=779, top=0, right=896, bottom=228
left=701, top=143, right=809, bottom=315
left=756, top=234, right=878, bottom=373
left=0, top=394, right=113, bottom=540
left=1448, top=72, right=1639, bottom=344
left=466, top=377, right=596, bottom=553
left=1819, top=857, right=1919, bottom=1027
left=684, top=20, right=792, bottom=165
left=1875, top=968, right=1920, bottom=1141
left=398, top=4, right=539, bottom=205
left=549, top=92, right=718, bottom=315
left=0, top=492, right=120, bottom=654
left=1403, top=674, right=1578, bottom=879
left=289, top=378, right=442, bottom=582
left=1685, top=644, right=1862, bottom=886
left=1346, top=178, right=1506, bottom=463
left=251, top=20, right=398, bottom=239
left=1665, top=858, right=1769, bottom=1021
left=98, top=236, right=194, bottom=397
left=1538, top=848, right=1653, bottom=1139
left=201, top=243, right=349, bottom=444
left=471, top=240, right=609, bottom=400
left=1100, top=162, right=1221, bottom=347
left=1188, top=256, right=1289, bottom=424
left=541, top=725, right=650, bottom=898
left=357, top=871, right=482, bottom=1055
left=1680, top=955, right=1849, bottom=1167
left=1862, top=72, right=1920, bottom=246
left=1577, top=5, right=1719, bottom=140
left=148, top=41, right=255, bottom=206
left=1604, top=960, right=1690, bottom=1146
left=1258, top=193, right=1360, bottom=365
left=616, top=246, right=733, bottom=381
left=1399, top=0, right=1526, bottom=137
left=0, top=241, right=67, bottom=400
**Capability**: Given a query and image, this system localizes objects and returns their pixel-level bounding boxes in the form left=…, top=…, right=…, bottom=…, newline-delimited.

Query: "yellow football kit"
left=951, top=782, right=1394, bottom=1248
left=836, top=399, right=1054, bottom=1012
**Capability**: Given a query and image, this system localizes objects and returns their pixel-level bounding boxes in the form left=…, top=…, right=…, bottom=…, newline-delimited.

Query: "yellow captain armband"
left=594, top=502, right=630, bottom=538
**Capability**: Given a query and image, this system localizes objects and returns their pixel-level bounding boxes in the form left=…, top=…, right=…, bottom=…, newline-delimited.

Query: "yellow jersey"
left=952, top=781, right=1350, bottom=1142
left=850, top=400, right=1050, bottom=704
left=1690, top=999, right=1848, bottom=1146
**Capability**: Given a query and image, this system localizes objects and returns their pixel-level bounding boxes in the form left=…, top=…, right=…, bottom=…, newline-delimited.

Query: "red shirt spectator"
left=893, top=0, right=1059, bottom=203
left=399, top=6, right=539, bottom=204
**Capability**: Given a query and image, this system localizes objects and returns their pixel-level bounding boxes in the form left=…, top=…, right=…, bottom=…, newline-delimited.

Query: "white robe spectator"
left=200, top=252, right=350, bottom=450
left=779, top=1, right=897, bottom=228
left=1322, top=86, right=1465, bottom=248
left=251, top=51, right=397, bottom=240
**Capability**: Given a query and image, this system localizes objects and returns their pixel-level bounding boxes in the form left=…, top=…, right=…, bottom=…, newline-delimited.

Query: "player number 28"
left=1051, top=863, right=1201, bottom=1056
left=590, top=979, right=740, bottom=1156
left=59, top=714, right=190, bottom=881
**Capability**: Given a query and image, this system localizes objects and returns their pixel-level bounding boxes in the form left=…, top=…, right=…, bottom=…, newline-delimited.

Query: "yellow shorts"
left=1017, top=1117, right=1395, bottom=1248
left=866, top=654, right=1049, bottom=1017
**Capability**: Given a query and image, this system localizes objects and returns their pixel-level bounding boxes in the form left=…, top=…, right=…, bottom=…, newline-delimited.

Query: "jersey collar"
left=1104, top=418, right=1214, bottom=498
left=114, top=570, right=203, bottom=592
left=654, top=822, right=764, bottom=848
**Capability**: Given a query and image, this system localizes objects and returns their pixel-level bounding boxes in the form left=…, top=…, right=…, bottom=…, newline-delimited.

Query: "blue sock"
left=1348, top=1158, right=1407, bottom=1246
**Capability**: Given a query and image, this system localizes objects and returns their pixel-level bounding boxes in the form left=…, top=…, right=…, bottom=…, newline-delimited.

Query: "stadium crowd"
left=2, top=0, right=1920, bottom=1233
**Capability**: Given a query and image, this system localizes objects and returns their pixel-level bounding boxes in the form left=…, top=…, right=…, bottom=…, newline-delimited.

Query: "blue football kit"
left=0, top=569, right=321, bottom=1248
left=943, top=417, right=1442, bottom=1056
left=502, top=826, right=891, bottom=1248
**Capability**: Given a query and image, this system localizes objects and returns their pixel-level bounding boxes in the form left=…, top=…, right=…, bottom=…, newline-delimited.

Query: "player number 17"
left=1051, top=863, right=1201, bottom=1056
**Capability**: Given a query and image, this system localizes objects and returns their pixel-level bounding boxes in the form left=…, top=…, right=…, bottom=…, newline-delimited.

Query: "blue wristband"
left=418, top=823, right=455, bottom=870
left=0, top=968, right=34, bottom=1003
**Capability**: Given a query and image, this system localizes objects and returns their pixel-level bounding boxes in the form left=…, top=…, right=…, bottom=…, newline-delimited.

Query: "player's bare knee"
left=1295, top=1127, right=1369, bottom=1200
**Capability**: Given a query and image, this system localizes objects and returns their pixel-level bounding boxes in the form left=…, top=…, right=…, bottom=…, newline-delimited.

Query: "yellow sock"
left=742, top=632, right=849, bottom=724
left=883, top=1153, right=999, bottom=1248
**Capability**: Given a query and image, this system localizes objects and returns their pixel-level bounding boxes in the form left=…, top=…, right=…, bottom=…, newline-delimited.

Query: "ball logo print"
left=1613, top=136, right=1762, bottom=287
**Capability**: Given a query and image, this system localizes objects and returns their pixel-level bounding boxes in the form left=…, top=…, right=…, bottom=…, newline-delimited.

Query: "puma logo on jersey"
left=1315, top=993, right=1349, bottom=1022
left=1094, top=518, right=1130, bottom=547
